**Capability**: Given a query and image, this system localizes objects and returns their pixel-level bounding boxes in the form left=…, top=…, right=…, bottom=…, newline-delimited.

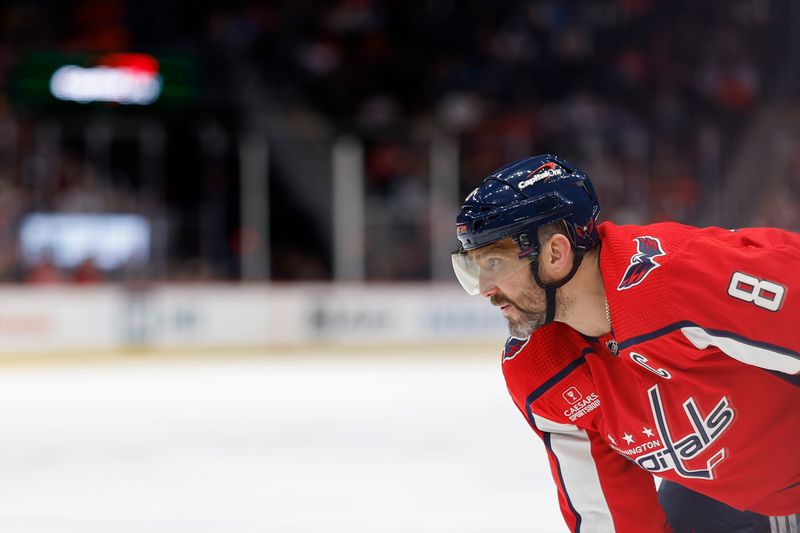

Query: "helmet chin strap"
left=530, top=252, right=584, bottom=325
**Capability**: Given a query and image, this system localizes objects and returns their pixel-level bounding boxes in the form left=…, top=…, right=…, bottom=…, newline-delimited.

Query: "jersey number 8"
left=727, top=272, right=785, bottom=312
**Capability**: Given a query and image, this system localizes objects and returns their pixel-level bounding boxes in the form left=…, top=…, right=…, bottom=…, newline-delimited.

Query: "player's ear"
left=541, top=233, right=573, bottom=277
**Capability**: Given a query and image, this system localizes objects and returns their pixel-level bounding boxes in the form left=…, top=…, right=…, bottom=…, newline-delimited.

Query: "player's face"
left=470, top=239, right=547, bottom=338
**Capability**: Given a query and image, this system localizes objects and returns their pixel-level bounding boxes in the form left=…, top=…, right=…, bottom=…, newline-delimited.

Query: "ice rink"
left=0, top=348, right=568, bottom=533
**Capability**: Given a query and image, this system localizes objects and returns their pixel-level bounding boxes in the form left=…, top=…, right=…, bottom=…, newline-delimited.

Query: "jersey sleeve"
left=670, top=227, right=800, bottom=375
left=519, top=406, right=668, bottom=533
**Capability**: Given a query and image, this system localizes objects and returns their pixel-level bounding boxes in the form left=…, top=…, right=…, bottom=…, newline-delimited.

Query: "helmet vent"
left=473, top=214, right=500, bottom=231
left=533, top=196, right=563, bottom=214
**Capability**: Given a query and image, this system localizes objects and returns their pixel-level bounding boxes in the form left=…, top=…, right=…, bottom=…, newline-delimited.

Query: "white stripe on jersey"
left=532, top=413, right=616, bottom=532
left=532, top=414, right=579, bottom=433
left=681, top=326, right=800, bottom=375
left=770, top=514, right=800, bottom=533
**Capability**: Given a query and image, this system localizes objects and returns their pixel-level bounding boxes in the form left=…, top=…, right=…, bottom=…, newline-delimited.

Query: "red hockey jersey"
left=502, top=222, right=800, bottom=532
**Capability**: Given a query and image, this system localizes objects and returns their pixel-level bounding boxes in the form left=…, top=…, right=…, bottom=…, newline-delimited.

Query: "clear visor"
left=451, top=244, right=533, bottom=295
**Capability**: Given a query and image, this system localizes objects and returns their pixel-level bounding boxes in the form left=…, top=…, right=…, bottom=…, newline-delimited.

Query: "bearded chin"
left=493, top=285, right=550, bottom=338
left=506, top=308, right=546, bottom=338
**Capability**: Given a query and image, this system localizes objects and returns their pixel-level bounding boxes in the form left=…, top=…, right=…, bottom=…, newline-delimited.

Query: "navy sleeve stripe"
left=525, top=348, right=592, bottom=405
left=523, top=349, right=590, bottom=532
left=617, top=320, right=695, bottom=351
left=766, top=369, right=800, bottom=387
left=542, top=428, right=582, bottom=532
left=780, top=479, right=800, bottom=492
left=618, top=321, right=800, bottom=360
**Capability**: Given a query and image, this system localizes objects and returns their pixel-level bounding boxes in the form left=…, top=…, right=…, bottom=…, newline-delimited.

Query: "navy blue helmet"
left=452, top=154, right=600, bottom=296
left=456, top=154, right=599, bottom=254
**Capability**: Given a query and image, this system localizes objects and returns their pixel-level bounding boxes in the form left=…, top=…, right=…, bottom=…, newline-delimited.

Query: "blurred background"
left=2, top=0, right=799, bottom=287
left=0, top=1, right=798, bottom=532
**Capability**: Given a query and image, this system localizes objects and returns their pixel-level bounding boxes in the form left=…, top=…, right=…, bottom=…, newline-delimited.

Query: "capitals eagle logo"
left=617, top=236, right=666, bottom=290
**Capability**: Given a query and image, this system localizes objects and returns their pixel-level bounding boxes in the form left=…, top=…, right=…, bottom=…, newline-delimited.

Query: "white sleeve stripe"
left=681, top=326, right=800, bottom=375
left=769, top=514, right=799, bottom=533
left=532, top=412, right=578, bottom=432
left=533, top=413, right=615, bottom=533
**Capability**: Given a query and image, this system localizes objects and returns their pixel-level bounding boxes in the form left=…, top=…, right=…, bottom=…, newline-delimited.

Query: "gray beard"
left=492, top=281, right=567, bottom=338
left=505, top=290, right=574, bottom=337
left=492, top=281, right=547, bottom=339
left=506, top=308, right=546, bottom=338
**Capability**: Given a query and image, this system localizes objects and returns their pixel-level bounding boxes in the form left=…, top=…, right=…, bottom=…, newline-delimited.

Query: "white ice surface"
left=0, top=352, right=566, bottom=532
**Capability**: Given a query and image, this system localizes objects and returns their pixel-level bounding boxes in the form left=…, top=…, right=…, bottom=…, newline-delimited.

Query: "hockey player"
left=452, top=154, right=800, bottom=532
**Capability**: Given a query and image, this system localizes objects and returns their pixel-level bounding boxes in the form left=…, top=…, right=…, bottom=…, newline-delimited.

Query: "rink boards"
left=0, top=284, right=507, bottom=356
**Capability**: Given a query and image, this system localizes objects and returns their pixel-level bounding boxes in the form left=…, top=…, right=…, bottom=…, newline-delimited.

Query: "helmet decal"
left=574, top=218, right=596, bottom=239
left=518, top=162, right=565, bottom=189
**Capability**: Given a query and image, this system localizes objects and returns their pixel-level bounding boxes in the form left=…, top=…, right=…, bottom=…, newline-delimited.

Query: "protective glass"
left=451, top=241, right=532, bottom=295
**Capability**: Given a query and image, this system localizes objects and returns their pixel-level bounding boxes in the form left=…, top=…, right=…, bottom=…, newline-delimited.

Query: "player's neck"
left=556, top=248, right=609, bottom=337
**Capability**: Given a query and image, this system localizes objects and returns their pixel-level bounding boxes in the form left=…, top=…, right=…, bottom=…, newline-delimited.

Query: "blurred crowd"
left=0, top=0, right=797, bottom=282
left=250, top=0, right=779, bottom=278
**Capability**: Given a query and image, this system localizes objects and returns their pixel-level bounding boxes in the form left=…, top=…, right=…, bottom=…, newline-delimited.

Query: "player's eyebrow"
left=470, top=242, right=511, bottom=261
left=470, top=248, right=491, bottom=261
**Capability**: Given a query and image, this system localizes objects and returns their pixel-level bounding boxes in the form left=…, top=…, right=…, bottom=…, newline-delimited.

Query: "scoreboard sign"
left=11, top=52, right=198, bottom=109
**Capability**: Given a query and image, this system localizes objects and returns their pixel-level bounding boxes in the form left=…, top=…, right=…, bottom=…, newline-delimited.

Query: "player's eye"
left=486, top=257, right=504, bottom=270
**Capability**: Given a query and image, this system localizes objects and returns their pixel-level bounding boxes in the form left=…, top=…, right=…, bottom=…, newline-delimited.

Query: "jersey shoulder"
left=668, top=225, right=800, bottom=277
left=598, top=221, right=701, bottom=294
left=601, top=222, right=800, bottom=289
left=664, top=225, right=800, bottom=335
left=501, top=323, right=592, bottom=396
left=601, top=222, right=800, bottom=339
left=598, top=221, right=701, bottom=335
left=502, top=323, right=604, bottom=428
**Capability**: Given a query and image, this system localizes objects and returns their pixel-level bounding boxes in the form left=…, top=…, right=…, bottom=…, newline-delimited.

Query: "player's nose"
left=479, top=275, right=499, bottom=298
